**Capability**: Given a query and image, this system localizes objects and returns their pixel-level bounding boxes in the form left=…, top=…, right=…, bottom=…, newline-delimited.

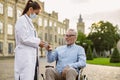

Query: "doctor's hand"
left=39, top=41, right=45, bottom=48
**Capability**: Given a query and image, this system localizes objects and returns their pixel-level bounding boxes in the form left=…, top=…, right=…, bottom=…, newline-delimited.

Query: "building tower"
left=77, top=14, right=85, bottom=33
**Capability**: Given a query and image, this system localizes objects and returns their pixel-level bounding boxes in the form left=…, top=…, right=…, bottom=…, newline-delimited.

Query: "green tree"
left=76, top=31, right=93, bottom=58
left=76, top=31, right=86, bottom=47
left=76, top=31, right=93, bottom=48
left=88, top=21, right=120, bottom=56
left=110, top=47, right=120, bottom=63
left=86, top=45, right=93, bottom=60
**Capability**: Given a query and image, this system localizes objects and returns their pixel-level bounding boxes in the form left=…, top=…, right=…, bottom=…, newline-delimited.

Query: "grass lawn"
left=87, top=58, right=120, bottom=67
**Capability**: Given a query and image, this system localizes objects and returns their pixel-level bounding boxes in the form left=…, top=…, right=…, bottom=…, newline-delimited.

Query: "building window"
left=55, top=35, right=57, bottom=43
left=0, top=3, right=3, bottom=14
left=55, top=27, right=57, bottom=32
left=59, top=38, right=61, bottom=45
left=58, top=27, right=60, bottom=34
left=38, top=33, right=42, bottom=40
left=8, top=43, right=13, bottom=54
left=44, top=19, right=47, bottom=27
left=62, top=39, right=64, bottom=45
left=0, top=42, right=3, bottom=54
left=8, top=24, right=13, bottom=35
left=64, top=29, right=66, bottom=34
left=38, top=17, right=42, bottom=26
left=50, top=34, right=52, bottom=42
left=8, top=6, right=13, bottom=17
left=17, top=10, right=22, bottom=19
left=0, top=21, right=3, bottom=34
left=49, top=20, right=52, bottom=27
left=45, top=33, right=47, bottom=41
left=61, top=28, right=63, bottom=35
left=54, top=22, right=56, bottom=27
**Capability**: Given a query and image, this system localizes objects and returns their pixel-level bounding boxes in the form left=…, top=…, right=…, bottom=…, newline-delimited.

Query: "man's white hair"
left=66, top=28, right=77, bottom=36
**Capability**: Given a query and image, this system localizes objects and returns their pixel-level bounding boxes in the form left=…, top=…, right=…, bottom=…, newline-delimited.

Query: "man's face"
left=65, top=31, right=76, bottom=45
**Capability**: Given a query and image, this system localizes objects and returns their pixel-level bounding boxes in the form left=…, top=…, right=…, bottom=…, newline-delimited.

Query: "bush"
left=86, top=45, right=93, bottom=60
left=110, top=47, right=120, bottom=63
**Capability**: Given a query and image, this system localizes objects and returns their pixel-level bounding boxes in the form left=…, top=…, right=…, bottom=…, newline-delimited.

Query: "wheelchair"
left=41, top=65, right=88, bottom=80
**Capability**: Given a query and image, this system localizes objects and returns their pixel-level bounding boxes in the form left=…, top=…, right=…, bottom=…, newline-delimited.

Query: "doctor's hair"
left=22, top=0, right=41, bottom=15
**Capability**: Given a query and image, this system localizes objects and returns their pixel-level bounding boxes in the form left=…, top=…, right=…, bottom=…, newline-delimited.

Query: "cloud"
left=84, top=9, right=120, bottom=25
left=70, top=0, right=90, bottom=4
left=83, top=9, right=120, bottom=34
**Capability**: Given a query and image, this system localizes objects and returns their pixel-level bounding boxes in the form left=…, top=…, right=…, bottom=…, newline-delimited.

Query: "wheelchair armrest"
left=45, top=65, right=54, bottom=68
left=79, top=67, right=84, bottom=73
left=77, top=67, right=84, bottom=73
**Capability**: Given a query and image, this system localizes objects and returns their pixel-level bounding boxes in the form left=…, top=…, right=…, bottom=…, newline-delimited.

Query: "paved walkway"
left=0, top=58, right=120, bottom=80
left=83, top=64, right=120, bottom=80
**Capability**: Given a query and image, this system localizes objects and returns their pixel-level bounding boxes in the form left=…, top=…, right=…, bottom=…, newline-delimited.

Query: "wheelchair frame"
left=41, top=65, right=88, bottom=80
left=78, top=68, right=88, bottom=80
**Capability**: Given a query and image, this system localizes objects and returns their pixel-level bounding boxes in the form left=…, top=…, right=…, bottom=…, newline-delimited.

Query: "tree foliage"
left=76, top=31, right=93, bottom=59
left=87, top=21, right=120, bottom=56
left=76, top=31, right=93, bottom=49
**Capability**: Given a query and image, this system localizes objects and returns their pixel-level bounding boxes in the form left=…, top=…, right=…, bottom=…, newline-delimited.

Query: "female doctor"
left=14, top=0, right=44, bottom=80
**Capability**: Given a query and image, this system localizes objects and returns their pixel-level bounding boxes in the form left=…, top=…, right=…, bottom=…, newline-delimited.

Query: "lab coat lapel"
left=24, top=14, right=36, bottom=31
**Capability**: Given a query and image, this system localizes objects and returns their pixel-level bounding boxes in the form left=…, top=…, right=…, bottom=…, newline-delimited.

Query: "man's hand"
left=45, top=44, right=52, bottom=51
left=62, top=66, right=70, bottom=78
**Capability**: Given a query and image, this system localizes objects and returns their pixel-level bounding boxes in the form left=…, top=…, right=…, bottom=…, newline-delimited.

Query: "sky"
left=40, top=0, right=120, bottom=34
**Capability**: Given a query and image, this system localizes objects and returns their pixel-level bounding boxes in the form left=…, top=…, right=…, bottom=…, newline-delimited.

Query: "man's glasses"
left=65, top=34, right=76, bottom=37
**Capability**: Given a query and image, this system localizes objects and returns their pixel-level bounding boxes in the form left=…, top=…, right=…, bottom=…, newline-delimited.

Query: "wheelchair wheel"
left=83, top=75, right=88, bottom=80
left=81, top=75, right=88, bottom=80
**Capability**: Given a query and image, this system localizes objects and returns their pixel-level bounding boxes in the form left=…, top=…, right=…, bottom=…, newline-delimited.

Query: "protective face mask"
left=30, top=13, right=37, bottom=19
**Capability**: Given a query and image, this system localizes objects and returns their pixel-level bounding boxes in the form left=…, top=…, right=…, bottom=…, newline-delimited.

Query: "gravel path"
left=83, top=64, right=120, bottom=80
left=0, top=58, right=120, bottom=80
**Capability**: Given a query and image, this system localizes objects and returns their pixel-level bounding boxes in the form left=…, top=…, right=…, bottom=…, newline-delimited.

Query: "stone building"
left=0, top=0, right=85, bottom=57
left=0, top=0, right=24, bottom=56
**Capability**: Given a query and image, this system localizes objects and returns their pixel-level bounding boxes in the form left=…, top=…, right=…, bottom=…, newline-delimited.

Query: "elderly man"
left=45, top=29, right=86, bottom=80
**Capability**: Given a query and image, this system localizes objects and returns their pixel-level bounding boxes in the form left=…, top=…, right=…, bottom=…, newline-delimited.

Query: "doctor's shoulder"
left=15, top=15, right=26, bottom=29
left=16, top=15, right=25, bottom=23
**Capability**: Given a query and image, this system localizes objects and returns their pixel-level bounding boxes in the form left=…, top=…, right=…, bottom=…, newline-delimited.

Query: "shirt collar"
left=66, top=43, right=75, bottom=48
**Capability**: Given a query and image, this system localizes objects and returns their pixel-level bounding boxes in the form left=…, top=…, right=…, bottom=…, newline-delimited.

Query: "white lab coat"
left=14, top=14, right=40, bottom=80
